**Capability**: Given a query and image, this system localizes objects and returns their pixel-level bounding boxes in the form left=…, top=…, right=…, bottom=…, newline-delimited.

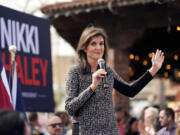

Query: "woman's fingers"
left=151, top=49, right=165, bottom=70
left=95, top=69, right=107, bottom=78
left=153, top=49, right=164, bottom=60
left=152, top=52, right=155, bottom=62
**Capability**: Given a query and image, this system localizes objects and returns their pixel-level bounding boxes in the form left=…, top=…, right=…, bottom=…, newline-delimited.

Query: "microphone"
left=98, top=58, right=105, bottom=70
left=98, top=58, right=108, bottom=87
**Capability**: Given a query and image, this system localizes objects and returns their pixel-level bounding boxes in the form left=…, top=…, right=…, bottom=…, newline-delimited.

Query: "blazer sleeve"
left=65, top=66, right=95, bottom=116
left=112, top=69, right=153, bottom=97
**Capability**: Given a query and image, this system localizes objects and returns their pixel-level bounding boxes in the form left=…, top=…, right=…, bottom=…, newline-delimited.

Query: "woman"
left=65, top=26, right=164, bottom=135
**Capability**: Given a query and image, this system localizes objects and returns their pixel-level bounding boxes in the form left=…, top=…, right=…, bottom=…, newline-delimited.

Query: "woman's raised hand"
left=149, top=49, right=165, bottom=76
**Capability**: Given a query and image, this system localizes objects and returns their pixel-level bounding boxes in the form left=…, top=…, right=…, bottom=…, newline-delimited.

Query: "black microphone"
left=98, top=58, right=107, bottom=86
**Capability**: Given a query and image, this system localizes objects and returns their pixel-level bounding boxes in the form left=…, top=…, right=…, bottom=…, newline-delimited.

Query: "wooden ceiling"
left=41, top=0, right=180, bottom=49
left=41, top=0, right=180, bottom=81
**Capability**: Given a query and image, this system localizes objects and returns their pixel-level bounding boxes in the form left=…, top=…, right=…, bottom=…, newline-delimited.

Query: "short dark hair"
left=163, top=107, right=175, bottom=120
left=54, top=111, right=63, bottom=117
left=0, top=110, right=25, bottom=135
left=29, top=112, right=38, bottom=122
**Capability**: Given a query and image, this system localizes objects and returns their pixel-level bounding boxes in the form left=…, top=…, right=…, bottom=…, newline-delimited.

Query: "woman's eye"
left=99, top=42, right=104, bottom=46
left=91, top=42, right=96, bottom=46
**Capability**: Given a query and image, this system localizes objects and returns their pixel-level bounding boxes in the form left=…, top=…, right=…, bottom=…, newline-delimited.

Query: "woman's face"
left=85, top=35, right=105, bottom=61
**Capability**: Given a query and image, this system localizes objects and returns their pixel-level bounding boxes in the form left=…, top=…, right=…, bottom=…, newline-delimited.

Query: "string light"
left=129, top=66, right=134, bottom=77
left=166, top=64, right=171, bottom=70
left=174, top=54, right=178, bottom=61
left=129, top=51, right=180, bottom=82
left=177, top=72, right=180, bottom=77
left=148, top=52, right=153, bottom=58
left=142, top=60, right=148, bottom=66
left=177, top=26, right=180, bottom=31
left=129, top=54, right=134, bottom=60
left=135, top=56, right=140, bottom=61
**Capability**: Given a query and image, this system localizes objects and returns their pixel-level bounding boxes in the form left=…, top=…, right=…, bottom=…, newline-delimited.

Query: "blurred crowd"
left=115, top=104, right=180, bottom=135
left=0, top=110, right=72, bottom=135
left=1, top=104, right=180, bottom=135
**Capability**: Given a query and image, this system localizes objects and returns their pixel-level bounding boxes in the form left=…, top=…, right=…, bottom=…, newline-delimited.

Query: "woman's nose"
left=96, top=44, right=101, bottom=49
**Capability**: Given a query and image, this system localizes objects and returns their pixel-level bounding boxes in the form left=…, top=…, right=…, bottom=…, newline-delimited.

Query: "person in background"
left=139, top=106, right=149, bottom=122
left=46, top=115, right=63, bottom=135
left=175, top=125, right=180, bottom=135
left=29, top=112, right=43, bottom=135
left=0, top=109, right=31, bottom=135
left=139, top=106, right=160, bottom=135
left=126, top=117, right=140, bottom=135
left=55, top=111, right=71, bottom=135
left=157, top=107, right=177, bottom=135
left=174, top=105, right=180, bottom=135
left=114, top=107, right=129, bottom=135
left=65, top=25, right=164, bottom=135
left=173, top=105, right=180, bottom=126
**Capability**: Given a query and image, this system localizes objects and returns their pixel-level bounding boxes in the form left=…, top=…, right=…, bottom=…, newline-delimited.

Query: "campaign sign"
left=0, top=5, right=54, bottom=112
